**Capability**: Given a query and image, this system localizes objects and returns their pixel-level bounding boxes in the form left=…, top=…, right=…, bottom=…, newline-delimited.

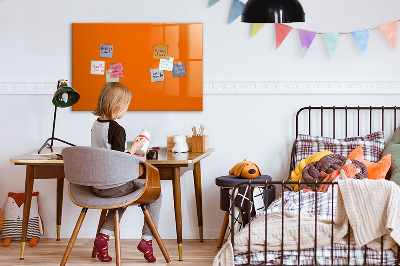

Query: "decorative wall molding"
left=1, top=81, right=400, bottom=95
left=0, top=83, right=56, bottom=94
left=203, top=81, right=400, bottom=94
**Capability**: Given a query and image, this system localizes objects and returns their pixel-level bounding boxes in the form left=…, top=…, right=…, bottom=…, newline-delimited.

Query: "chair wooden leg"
left=114, top=210, right=121, bottom=266
left=60, top=208, right=88, bottom=266
left=141, top=205, right=171, bottom=263
left=91, top=209, right=108, bottom=258
left=217, top=211, right=230, bottom=248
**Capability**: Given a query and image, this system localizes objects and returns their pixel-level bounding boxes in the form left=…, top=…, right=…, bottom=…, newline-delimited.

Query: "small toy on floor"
left=1, top=192, right=44, bottom=247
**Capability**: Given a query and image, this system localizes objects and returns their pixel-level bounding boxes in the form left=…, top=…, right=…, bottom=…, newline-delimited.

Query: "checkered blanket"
left=234, top=191, right=397, bottom=265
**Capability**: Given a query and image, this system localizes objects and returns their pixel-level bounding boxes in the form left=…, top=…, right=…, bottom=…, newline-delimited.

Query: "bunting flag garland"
left=323, top=33, right=341, bottom=58
left=251, top=23, right=266, bottom=38
left=275, top=23, right=293, bottom=49
left=209, top=5, right=400, bottom=57
left=378, top=21, right=398, bottom=50
left=229, top=0, right=245, bottom=24
left=298, top=29, right=317, bottom=58
left=351, top=29, right=370, bottom=55
left=209, top=0, right=220, bottom=8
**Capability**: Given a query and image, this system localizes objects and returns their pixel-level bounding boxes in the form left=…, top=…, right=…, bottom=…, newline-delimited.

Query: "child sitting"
left=91, top=82, right=162, bottom=263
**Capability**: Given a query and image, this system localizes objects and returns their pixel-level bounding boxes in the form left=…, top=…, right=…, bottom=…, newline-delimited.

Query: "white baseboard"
left=1, top=81, right=400, bottom=94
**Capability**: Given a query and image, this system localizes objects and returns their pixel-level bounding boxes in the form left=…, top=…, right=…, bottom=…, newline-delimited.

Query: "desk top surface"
left=10, top=147, right=214, bottom=166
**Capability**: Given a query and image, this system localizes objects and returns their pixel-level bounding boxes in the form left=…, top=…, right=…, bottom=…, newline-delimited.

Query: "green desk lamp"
left=38, top=79, right=80, bottom=154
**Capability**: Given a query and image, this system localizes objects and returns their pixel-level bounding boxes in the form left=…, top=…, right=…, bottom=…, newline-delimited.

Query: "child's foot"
left=94, top=233, right=112, bottom=262
left=137, top=239, right=156, bottom=262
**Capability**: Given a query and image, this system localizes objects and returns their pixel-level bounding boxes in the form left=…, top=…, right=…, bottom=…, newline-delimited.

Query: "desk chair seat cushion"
left=69, top=180, right=145, bottom=208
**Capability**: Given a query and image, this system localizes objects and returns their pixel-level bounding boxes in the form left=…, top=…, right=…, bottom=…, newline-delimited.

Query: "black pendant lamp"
left=242, top=0, right=305, bottom=23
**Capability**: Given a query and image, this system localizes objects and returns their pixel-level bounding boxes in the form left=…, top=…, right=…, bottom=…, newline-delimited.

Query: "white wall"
left=1, top=0, right=400, bottom=240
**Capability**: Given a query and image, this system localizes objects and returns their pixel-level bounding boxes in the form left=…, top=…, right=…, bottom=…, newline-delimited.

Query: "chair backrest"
left=62, top=146, right=145, bottom=187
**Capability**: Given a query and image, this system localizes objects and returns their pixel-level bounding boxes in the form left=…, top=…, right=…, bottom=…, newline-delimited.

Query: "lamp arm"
left=50, top=105, right=57, bottom=148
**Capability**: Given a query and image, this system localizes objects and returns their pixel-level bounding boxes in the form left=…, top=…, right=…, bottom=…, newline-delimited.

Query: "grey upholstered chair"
left=60, top=146, right=171, bottom=265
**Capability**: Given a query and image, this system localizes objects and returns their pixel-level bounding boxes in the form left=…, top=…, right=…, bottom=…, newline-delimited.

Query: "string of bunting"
left=210, top=0, right=399, bottom=58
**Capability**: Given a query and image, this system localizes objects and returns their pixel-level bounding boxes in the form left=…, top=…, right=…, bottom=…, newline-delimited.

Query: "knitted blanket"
left=214, top=179, right=400, bottom=266
left=335, top=178, right=399, bottom=251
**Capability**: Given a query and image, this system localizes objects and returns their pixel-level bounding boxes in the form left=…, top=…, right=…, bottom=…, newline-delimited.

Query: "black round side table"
left=215, top=175, right=275, bottom=248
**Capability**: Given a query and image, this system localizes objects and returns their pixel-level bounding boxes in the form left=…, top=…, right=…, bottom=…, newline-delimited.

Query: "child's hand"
left=129, top=137, right=147, bottom=154
left=134, top=148, right=149, bottom=157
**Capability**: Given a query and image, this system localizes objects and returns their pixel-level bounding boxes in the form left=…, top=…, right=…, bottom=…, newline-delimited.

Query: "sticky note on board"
left=153, top=45, right=168, bottom=59
left=159, top=57, right=174, bottom=71
left=150, top=68, right=164, bottom=82
left=106, top=72, right=120, bottom=82
left=100, top=44, right=113, bottom=58
left=172, top=63, right=186, bottom=77
left=90, top=61, right=105, bottom=75
left=109, top=63, right=124, bottom=78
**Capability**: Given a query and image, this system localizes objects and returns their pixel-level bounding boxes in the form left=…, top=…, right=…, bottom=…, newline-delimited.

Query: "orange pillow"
left=347, top=146, right=391, bottom=180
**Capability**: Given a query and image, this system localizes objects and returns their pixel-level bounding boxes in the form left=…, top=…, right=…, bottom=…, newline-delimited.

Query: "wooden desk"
left=10, top=147, right=213, bottom=261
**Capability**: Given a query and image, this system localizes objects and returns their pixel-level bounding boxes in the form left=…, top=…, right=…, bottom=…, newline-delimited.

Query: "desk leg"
left=56, top=178, right=64, bottom=241
left=172, top=167, right=183, bottom=261
left=193, top=161, right=203, bottom=242
left=20, top=165, right=35, bottom=259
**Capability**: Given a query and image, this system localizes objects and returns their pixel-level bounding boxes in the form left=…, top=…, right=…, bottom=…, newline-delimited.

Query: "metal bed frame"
left=230, top=106, right=400, bottom=266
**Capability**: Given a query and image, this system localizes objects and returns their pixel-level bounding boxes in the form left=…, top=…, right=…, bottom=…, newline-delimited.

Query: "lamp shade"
left=52, top=84, right=80, bottom=108
left=241, top=0, right=305, bottom=23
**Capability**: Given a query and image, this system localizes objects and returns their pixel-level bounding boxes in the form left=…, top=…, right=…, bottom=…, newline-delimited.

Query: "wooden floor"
left=0, top=239, right=221, bottom=265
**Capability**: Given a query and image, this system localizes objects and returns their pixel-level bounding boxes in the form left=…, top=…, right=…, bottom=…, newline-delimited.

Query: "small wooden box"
left=191, top=135, right=209, bottom=153
left=167, top=135, right=192, bottom=151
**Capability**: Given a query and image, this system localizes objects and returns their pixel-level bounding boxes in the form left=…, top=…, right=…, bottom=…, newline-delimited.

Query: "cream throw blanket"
left=213, top=179, right=400, bottom=266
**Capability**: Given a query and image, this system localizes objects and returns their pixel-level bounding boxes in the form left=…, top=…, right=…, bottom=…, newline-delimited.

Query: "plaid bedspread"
left=234, top=191, right=397, bottom=265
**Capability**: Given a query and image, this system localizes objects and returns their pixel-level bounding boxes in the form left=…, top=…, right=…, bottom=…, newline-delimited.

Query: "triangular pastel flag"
left=298, top=29, right=317, bottom=58
left=251, top=23, right=266, bottom=38
left=275, top=23, right=293, bottom=49
left=209, top=0, right=220, bottom=7
left=378, top=21, right=398, bottom=50
left=323, top=33, right=341, bottom=58
left=351, top=29, right=370, bottom=55
left=229, top=0, right=245, bottom=24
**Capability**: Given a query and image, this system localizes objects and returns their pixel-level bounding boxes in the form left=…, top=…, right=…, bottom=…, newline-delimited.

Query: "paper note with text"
left=153, top=45, right=168, bottom=59
left=100, top=44, right=113, bottom=58
left=109, top=63, right=124, bottom=78
left=172, top=63, right=186, bottom=77
left=90, top=61, right=105, bottom=75
left=150, top=68, right=164, bottom=82
left=159, top=57, right=174, bottom=71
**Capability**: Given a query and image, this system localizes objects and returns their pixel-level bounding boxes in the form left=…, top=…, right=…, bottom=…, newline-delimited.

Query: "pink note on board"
left=109, top=63, right=124, bottom=78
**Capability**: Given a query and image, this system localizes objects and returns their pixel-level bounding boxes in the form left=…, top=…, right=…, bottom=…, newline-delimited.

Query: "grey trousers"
left=92, top=180, right=162, bottom=240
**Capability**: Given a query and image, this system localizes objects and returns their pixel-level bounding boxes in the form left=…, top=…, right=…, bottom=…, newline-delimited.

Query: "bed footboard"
left=230, top=180, right=400, bottom=266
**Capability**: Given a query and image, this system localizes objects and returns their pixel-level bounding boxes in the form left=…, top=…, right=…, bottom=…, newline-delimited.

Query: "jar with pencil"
left=191, top=124, right=209, bottom=153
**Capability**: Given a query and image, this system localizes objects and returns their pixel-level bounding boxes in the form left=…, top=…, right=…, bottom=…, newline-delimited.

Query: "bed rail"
left=230, top=180, right=400, bottom=266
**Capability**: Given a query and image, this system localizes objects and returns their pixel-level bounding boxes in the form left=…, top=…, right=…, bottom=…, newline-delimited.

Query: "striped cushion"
left=1, top=217, right=40, bottom=240
left=295, top=131, right=385, bottom=167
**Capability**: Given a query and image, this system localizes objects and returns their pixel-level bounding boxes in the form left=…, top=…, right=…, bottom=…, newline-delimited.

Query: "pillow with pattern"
left=294, top=131, right=385, bottom=167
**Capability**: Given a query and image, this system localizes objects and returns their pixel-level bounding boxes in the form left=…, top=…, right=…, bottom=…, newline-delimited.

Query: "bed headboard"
left=290, top=106, right=400, bottom=179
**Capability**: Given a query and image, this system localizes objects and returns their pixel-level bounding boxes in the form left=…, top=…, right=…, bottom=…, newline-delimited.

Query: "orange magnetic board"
left=72, top=23, right=203, bottom=111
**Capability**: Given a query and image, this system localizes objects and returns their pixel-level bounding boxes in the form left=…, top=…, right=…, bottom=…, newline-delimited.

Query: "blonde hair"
left=93, top=82, right=132, bottom=120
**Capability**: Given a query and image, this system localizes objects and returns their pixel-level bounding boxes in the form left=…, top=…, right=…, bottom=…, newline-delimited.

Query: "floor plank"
left=0, top=239, right=221, bottom=265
